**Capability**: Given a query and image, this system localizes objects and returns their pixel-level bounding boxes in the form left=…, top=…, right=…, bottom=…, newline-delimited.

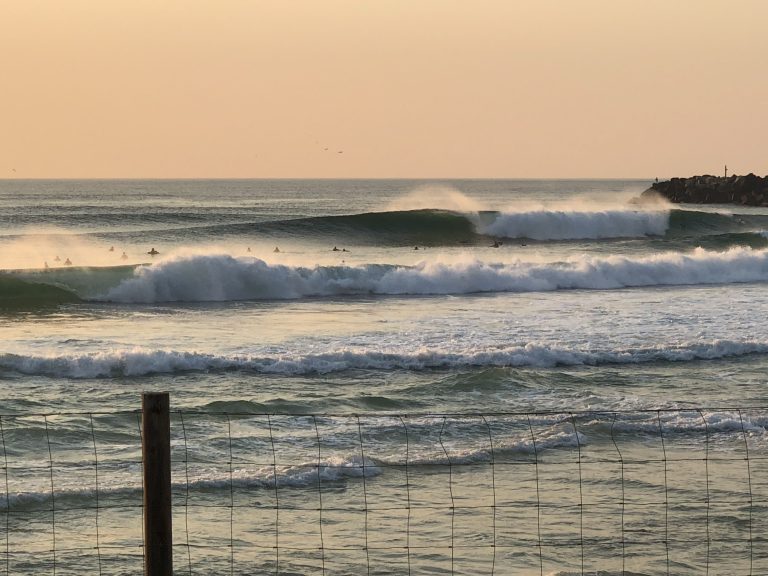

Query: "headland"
left=642, top=173, right=768, bottom=205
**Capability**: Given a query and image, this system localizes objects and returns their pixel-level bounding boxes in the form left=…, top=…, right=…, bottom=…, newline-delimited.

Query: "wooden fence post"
left=142, top=392, right=173, bottom=576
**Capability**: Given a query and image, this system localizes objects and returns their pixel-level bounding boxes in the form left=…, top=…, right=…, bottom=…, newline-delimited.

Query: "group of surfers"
left=44, top=240, right=509, bottom=269
left=43, top=246, right=160, bottom=269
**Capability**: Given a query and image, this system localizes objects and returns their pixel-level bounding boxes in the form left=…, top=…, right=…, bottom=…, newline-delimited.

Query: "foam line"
left=3, top=339, right=767, bottom=378
left=479, top=209, right=669, bottom=240
left=99, top=247, right=768, bottom=303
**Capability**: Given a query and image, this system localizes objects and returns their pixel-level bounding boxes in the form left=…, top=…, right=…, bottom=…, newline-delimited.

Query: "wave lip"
left=98, top=247, right=768, bottom=304
left=3, top=339, right=768, bottom=379
left=479, top=209, right=670, bottom=240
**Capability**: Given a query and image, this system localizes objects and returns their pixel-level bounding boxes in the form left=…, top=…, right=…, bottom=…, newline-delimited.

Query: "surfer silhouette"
left=54, top=255, right=61, bottom=262
left=414, top=246, right=419, bottom=250
left=273, top=246, right=280, bottom=253
left=333, top=246, right=339, bottom=251
left=491, top=240, right=500, bottom=248
left=147, top=248, right=159, bottom=256
left=121, top=251, right=128, bottom=260
left=108, top=246, right=114, bottom=252
left=247, top=247, right=252, bottom=252
left=64, top=258, right=72, bottom=266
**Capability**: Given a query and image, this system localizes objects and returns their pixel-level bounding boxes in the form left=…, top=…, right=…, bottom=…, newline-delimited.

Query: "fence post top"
left=142, top=392, right=170, bottom=411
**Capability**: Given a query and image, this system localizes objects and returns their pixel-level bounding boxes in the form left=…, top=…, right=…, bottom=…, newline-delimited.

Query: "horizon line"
left=0, top=176, right=660, bottom=182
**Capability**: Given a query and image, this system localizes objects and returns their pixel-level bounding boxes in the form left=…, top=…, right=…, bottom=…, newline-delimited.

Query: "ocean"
left=1, top=179, right=768, bottom=575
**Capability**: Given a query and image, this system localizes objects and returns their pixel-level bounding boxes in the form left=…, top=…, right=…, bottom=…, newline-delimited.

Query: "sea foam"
left=3, top=339, right=767, bottom=378
left=479, top=208, right=669, bottom=240
left=100, top=247, right=768, bottom=303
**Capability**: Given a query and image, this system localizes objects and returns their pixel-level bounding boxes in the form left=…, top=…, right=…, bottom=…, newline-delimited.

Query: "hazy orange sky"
left=1, top=0, right=766, bottom=178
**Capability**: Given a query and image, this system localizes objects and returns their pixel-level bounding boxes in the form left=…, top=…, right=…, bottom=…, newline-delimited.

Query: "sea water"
left=1, top=179, right=768, bottom=575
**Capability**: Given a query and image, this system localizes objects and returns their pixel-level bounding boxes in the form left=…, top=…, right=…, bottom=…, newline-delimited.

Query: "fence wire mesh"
left=1, top=408, right=768, bottom=575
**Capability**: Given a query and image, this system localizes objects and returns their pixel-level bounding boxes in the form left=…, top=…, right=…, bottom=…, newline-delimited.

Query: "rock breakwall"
left=642, top=173, right=768, bottom=205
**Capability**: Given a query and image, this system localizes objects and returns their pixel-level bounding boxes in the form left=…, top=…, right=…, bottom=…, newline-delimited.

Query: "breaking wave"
left=478, top=208, right=669, bottom=240
left=123, top=206, right=759, bottom=243
left=97, top=247, right=768, bottom=303
left=3, top=339, right=768, bottom=378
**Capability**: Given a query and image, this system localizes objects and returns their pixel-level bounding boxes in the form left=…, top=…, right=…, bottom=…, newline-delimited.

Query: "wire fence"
left=1, top=406, right=768, bottom=575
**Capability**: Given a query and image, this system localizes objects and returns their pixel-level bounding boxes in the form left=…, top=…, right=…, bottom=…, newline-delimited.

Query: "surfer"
left=108, top=246, right=114, bottom=252
left=273, top=246, right=280, bottom=253
left=147, top=248, right=159, bottom=256
left=121, top=251, right=128, bottom=260
left=64, top=258, right=72, bottom=266
left=54, top=255, right=61, bottom=262
left=333, top=246, right=340, bottom=251
left=247, top=247, right=252, bottom=252
left=414, top=246, right=419, bottom=250
left=490, top=240, right=500, bottom=248
left=44, top=261, right=49, bottom=270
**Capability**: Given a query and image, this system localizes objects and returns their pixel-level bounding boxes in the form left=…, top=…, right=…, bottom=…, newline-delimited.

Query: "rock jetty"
left=642, top=173, right=768, bottom=206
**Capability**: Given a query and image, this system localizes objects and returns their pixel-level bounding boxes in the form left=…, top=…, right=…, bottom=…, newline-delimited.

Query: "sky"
left=1, top=0, right=766, bottom=179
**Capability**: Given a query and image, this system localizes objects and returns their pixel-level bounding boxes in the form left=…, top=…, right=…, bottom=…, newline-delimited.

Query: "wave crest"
left=99, top=247, right=768, bottom=303
left=480, top=209, right=669, bottom=240
left=3, top=340, right=767, bottom=378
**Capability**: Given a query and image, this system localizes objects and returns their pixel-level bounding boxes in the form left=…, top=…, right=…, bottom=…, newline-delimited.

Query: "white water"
left=4, top=339, right=767, bottom=378
left=99, top=246, right=768, bottom=303
left=480, top=208, right=670, bottom=240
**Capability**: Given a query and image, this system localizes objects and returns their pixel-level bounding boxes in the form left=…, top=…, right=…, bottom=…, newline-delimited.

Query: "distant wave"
left=478, top=209, right=670, bottom=240
left=143, top=207, right=763, bottom=243
left=175, top=209, right=482, bottom=245
left=229, top=207, right=674, bottom=242
left=94, top=247, right=768, bottom=303
left=147, top=208, right=674, bottom=243
left=479, top=206, right=766, bottom=241
left=130, top=207, right=763, bottom=245
left=5, top=208, right=762, bottom=247
left=3, top=339, right=768, bottom=378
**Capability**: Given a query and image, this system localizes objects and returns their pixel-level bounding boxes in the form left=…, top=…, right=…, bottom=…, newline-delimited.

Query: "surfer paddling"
left=147, top=248, right=160, bottom=256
